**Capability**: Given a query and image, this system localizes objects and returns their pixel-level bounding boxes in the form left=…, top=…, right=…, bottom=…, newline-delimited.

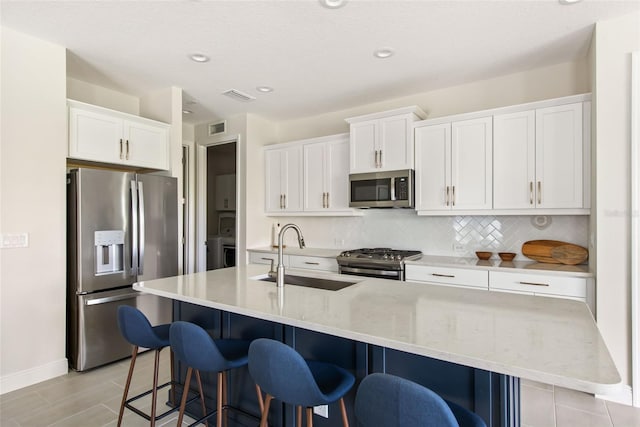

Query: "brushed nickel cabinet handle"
left=126, top=140, right=130, bottom=160
left=432, top=273, right=455, bottom=278
left=304, top=261, right=320, bottom=265
left=529, top=182, right=534, bottom=205
left=280, top=194, right=284, bottom=209
left=445, top=186, right=450, bottom=206
left=519, top=281, right=549, bottom=287
left=119, top=139, right=123, bottom=159
left=326, top=192, right=330, bottom=208
left=537, top=181, right=542, bottom=204
left=283, top=194, right=286, bottom=209
left=374, top=150, right=378, bottom=168
left=452, top=186, right=456, bottom=207
left=379, top=150, right=382, bottom=167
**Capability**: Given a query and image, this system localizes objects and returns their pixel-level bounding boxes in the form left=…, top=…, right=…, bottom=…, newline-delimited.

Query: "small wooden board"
left=522, top=240, right=588, bottom=265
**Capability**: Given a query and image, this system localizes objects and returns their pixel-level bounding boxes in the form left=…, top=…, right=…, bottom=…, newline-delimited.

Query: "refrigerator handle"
left=130, top=180, right=139, bottom=276
left=138, top=181, right=145, bottom=275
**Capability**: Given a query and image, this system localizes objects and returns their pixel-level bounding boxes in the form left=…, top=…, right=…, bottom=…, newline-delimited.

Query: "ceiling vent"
left=221, top=89, right=256, bottom=102
left=208, top=120, right=227, bottom=136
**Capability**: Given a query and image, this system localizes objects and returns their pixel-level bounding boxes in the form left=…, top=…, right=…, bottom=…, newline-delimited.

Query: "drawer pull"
left=304, top=262, right=320, bottom=265
left=261, top=257, right=274, bottom=261
left=519, top=281, right=549, bottom=287
left=432, top=273, right=455, bottom=278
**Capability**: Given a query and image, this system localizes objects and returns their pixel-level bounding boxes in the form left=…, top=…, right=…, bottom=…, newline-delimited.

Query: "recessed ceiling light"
left=374, top=48, right=394, bottom=59
left=558, top=0, right=582, bottom=4
left=256, top=86, right=274, bottom=93
left=189, top=53, right=210, bottom=63
left=182, top=109, right=193, bottom=114
left=319, top=0, right=347, bottom=9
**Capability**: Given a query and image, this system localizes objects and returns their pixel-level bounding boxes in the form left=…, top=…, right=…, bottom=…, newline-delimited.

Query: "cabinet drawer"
left=405, top=265, right=488, bottom=289
left=249, top=252, right=288, bottom=267
left=289, top=255, right=338, bottom=273
left=489, top=271, right=587, bottom=299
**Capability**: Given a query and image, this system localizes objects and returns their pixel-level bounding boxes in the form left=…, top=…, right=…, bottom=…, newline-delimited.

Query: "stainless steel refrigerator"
left=67, top=168, right=178, bottom=371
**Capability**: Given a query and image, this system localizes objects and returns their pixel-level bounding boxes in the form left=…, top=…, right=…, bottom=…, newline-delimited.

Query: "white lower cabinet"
left=405, top=265, right=489, bottom=290
left=249, top=252, right=288, bottom=268
left=248, top=251, right=338, bottom=273
left=289, top=255, right=338, bottom=273
left=489, top=271, right=588, bottom=302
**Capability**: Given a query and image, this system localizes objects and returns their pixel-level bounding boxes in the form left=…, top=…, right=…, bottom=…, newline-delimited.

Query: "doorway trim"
left=631, top=50, right=640, bottom=407
left=196, top=135, right=240, bottom=272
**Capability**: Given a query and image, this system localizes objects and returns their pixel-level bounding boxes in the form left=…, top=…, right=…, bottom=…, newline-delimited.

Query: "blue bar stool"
left=354, top=373, right=487, bottom=427
left=248, top=338, right=356, bottom=427
left=169, top=321, right=263, bottom=427
left=116, top=305, right=180, bottom=427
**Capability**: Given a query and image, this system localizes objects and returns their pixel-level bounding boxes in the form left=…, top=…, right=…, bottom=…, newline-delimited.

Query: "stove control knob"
left=383, top=253, right=389, bottom=260
left=343, top=252, right=350, bottom=257
left=395, top=255, right=403, bottom=261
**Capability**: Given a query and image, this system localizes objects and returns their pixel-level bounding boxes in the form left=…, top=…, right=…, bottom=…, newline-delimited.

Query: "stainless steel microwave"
left=349, top=169, right=414, bottom=208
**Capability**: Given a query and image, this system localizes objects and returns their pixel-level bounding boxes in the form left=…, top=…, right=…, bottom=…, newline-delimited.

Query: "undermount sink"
left=255, top=274, right=359, bottom=291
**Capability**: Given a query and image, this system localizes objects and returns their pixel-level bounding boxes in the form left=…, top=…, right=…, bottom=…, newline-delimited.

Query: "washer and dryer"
left=206, top=213, right=236, bottom=270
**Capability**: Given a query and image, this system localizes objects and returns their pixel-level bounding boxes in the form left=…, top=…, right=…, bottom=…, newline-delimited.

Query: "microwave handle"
left=390, top=177, right=396, bottom=201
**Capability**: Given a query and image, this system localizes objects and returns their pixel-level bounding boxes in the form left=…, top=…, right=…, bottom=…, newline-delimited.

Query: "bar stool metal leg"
left=117, top=345, right=139, bottom=427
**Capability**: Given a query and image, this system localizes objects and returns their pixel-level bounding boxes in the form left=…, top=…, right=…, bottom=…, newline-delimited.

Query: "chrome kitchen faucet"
left=269, top=223, right=306, bottom=287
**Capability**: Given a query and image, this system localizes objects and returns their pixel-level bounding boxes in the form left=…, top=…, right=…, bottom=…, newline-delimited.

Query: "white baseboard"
left=0, top=358, right=68, bottom=395
left=596, top=384, right=634, bottom=406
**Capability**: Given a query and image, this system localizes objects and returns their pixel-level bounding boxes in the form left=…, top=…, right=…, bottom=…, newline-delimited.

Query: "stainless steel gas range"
left=336, top=248, right=422, bottom=281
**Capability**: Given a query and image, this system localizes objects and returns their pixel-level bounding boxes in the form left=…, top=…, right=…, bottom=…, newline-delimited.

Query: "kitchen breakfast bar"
left=133, top=264, right=620, bottom=427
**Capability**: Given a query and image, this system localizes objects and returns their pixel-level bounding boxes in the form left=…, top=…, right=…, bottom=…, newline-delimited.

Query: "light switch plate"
left=1, top=233, right=29, bottom=248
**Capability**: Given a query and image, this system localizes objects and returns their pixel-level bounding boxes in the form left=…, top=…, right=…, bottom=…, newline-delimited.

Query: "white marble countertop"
left=133, top=265, right=619, bottom=395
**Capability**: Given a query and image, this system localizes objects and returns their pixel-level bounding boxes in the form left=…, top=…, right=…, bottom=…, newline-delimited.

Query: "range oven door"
left=339, top=265, right=403, bottom=281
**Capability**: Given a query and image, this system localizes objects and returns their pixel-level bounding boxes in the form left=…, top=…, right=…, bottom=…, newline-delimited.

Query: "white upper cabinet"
left=493, top=110, right=536, bottom=209
left=265, top=145, right=303, bottom=213
left=535, top=103, right=584, bottom=209
left=493, top=102, right=586, bottom=210
left=415, top=117, right=492, bottom=212
left=346, top=106, right=427, bottom=174
left=68, top=100, right=170, bottom=171
left=264, top=134, right=359, bottom=216
left=303, top=135, right=350, bottom=213
left=415, top=94, right=590, bottom=216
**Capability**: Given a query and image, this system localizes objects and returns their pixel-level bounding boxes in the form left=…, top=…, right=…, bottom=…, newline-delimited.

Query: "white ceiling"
left=2, top=0, right=639, bottom=125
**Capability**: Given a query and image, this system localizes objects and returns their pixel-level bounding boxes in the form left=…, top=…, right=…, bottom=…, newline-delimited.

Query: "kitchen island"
left=133, top=264, right=620, bottom=427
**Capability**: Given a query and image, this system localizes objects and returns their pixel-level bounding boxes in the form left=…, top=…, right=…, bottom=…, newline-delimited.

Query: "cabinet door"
left=379, top=114, right=413, bottom=171
left=414, top=124, right=451, bottom=211
left=123, top=120, right=170, bottom=170
left=303, top=141, right=327, bottom=211
left=350, top=120, right=378, bottom=173
left=535, top=103, right=583, bottom=208
left=265, top=149, right=285, bottom=212
left=69, top=107, right=122, bottom=163
left=326, top=138, right=350, bottom=211
left=493, top=111, right=535, bottom=209
left=282, top=146, right=303, bottom=211
left=451, top=117, right=493, bottom=210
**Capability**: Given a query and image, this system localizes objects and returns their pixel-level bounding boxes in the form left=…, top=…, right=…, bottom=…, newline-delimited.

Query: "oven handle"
left=339, top=266, right=402, bottom=279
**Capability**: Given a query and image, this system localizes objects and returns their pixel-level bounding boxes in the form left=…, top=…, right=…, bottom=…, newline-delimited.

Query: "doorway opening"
left=206, top=141, right=237, bottom=270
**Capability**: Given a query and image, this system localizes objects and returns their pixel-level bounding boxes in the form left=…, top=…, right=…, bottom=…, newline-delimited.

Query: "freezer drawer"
left=68, top=288, right=171, bottom=371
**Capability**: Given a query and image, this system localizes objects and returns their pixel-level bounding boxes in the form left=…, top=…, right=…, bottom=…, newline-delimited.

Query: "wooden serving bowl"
left=475, top=251, right=492, bottom=260
left=498, top=252, right=516, bottom=262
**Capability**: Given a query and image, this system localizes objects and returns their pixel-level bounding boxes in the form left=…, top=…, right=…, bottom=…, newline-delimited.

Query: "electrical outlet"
left=313, top=405, right=328, bottom=418
left=453, top=243, right=465, bottom=253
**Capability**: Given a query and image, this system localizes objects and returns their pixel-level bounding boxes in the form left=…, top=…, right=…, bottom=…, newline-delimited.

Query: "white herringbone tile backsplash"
left=279, top=211, right=589, bottom=261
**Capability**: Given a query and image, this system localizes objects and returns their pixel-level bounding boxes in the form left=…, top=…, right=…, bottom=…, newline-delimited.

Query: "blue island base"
left=173, top=301, right=520, bottom=427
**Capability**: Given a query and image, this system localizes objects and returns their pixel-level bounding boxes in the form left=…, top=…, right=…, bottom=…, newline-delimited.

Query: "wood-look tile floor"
left=2, top=351, right=640, bottom=426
